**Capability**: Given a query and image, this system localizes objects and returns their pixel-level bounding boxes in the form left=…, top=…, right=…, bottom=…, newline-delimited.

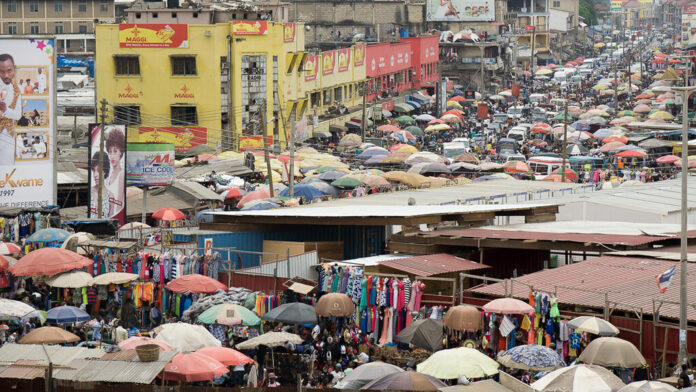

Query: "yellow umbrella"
left=217, top=151, right=243, bottom=160
left=425, top=124, right=452, bottom=132
left=417, top=347, right=499, bottom=379
left=397, top=145, right=419, bottom=154
left=592, top=84, right=609, bottom=91
left=648, top=111, right=674, bottom=120
left=446, top=101, right=463, bottom=110
left=536, top=68, right=553, bottom=75
left=594, top=42, right=605, bottom=49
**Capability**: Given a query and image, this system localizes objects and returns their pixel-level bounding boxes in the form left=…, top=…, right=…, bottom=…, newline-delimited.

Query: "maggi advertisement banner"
left=0, top=38, right=55, bottom=208
left=240, top=136, right=273, bottom=151
left=338, top=48, right=351, bottom=72
left=284, top=23, right=296, bottom=42
left=137, top=127, right=207, bottom=152
left=323, top=50, right=336, bottom=75
left=119, top=24, right=188, bottom=48
left=233, top=21, right=268, bottom=35
left=354, top=43, right=365, bottom=66
left=305, top=56, right=319, bottom=81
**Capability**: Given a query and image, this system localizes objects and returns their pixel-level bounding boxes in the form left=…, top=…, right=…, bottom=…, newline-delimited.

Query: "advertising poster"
left=354, top=43, right=365, bottom=66
left=137, top=126, right=207, bottom=152
left=323, top=50, right=336, bottom=76
left=426, top=0, right=495, bottom=21
left=0, top=38, right=55, bottom=208
left=338, top=48, right=351, bottom=72
left=239, top=135, right=273, bottom=151
left=611, top=0, right=622, bottom=11
left=284, top=23, right=296, bottom=42
left=304, top=56, right=319, bottom=81
left=232, top=21, right=268, bottom=35
left=126, top=143, right=175, bottom=187
left=119, top=24, right=189, bottom=48
left=88, top=125, right=126, bottom=224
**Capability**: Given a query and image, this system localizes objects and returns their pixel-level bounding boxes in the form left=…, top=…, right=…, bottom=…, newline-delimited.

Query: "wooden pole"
left=260, top=100, right=274, bottom=198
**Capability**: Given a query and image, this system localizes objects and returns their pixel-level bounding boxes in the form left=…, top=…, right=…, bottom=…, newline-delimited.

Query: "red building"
left=364, top=36, right=439, bottom=100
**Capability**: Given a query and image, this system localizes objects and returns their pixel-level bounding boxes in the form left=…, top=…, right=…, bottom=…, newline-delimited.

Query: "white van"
left=507, top=127, right=527, bottom=145
left=507, top=106, right=525, bottom=119
left=527, top=156, right=564, bottom=178
left=553, top=71, right=567, bottom=83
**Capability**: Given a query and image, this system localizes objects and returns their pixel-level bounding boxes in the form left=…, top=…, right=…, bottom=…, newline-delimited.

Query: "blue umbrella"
left=593, top=128, right=619, bottom=140
left=364, top=155, right=387, bottom=165
left=309, top=181, right=339, bottom=197
left=571, top=120, right=591, bottom=131
left=497, top=345, right=565, bottom=371
left=241, top=200, right=280, bottom=211
left=196, top=208, right=224, bottom=223
left=318, top=170, right=347, bottom=181
left=46, top=305, right=90, bottom=324
left=473, top=175, right=503, bottom=182
left=587, top=117, right=608, bottom=125
left=26, top=228, right=71, bottom=244
left=358, top=149, right=389, bottom=159
left=389, top=133, right=408, bottom=143
left=279, top=184, right=323, bottom=201
left=300, top=166, right=318, bottom=174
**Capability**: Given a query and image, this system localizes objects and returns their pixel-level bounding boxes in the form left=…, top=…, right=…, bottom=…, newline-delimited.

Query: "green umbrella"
left=395, top=115, right=414, bottom=124
left=617, top=110, right=635, bottom=117
left=316, top=166, right=337, bottom=173
left=331, top=176, right=363, bottom=189
left=198, top=303, right=261, bottom=326
left=552, top=112, right=573, bottom=121
left=405, top=126, right=425, bottom=137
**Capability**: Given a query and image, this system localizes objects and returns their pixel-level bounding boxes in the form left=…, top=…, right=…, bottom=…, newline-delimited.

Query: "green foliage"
left=579, top=0, right=599, bottom=25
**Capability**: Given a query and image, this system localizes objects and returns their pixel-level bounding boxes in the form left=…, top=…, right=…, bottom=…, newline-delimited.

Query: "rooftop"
left=377, top=253, right=489, bottom=276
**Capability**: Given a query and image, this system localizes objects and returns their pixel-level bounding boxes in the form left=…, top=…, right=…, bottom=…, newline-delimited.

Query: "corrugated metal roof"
left=430, top=228, right=696, bottom=246
left=235, top=251, right=319, bottom=279
left=175, top=158, right=252, bottom=179
left=470, top=255, right=696, bottom=321
left=52, top=350, right=176, bottom=384
left=333, top=254, right=413, bottom=267
left=0, top=344, right=103, bottom=366
left=378, top=253, right=490, bottom=276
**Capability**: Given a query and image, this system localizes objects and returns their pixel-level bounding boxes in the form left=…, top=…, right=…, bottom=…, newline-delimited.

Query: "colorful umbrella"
left=497, top=345, right=565, bottom=371
left=152, top=208, right=185, bottom=221
left=25, top=228, right=71, bottom=244
left=656, top=155, right=680, bottom=164
left=615, top=150, right=647, bottom=157
left=164, top=352, right=228, bottom=382
left=331, top=176, right=363, bottom=189
left=395, top=115, right=415, bottom=124
left=531, top=123, right=552, bottom=134
left=165, top=274, right=228, bottom=294
left=237, top=189, right=271, bottom=208
left=9, top=248, right=92, bottom=277
left=502, top=161, right=531, bottom=173
left=550, top=167, right=578, bottom=181
left=198, top=303, right=261, bottom=326
left=442, top=305, right=482, bottom=332
left=0, top=242, right=21, bottom=255
left=377, top=124, right=401, bottom=133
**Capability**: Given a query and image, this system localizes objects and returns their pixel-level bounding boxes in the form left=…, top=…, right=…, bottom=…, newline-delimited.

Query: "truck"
left=443, top=140, right=472, bottom=162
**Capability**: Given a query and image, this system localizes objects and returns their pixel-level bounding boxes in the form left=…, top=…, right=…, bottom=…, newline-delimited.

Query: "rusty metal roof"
left=378, top=253, right=489, bottom=276
left=470, top=256, right=696, bottom=321
left=430, top=228, right=696, bottom=246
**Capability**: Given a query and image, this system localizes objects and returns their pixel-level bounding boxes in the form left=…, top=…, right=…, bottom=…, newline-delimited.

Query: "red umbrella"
left=550, top=167, right=578, bottom=181
left=276, top=155, right=299, bottom=163
left=388, top=143, right=409, bottom=151
left=9, top=248, right=92, bottom=276
left=118, top=336, right=174, bottom=351
left=449, top=96, right=467, bottom=102
left=428, top=119, right=445, bottom=125
left=653, top=58, right=666, bottom=64
left=197, top=154, right=217, bottom=162
left=502, top=161, right=531, bottom=173
left=0, top=256, right=9, bottom=270
left=442, top=110, right=464, bottom=118
left=237, top=189, right=271, bottom=208
left=599, top=141, right=626, bottom=152
left=164, top=352, right=228, bottom=382
left=0, top=242, right=21, bottom=255
left=656, top=154, right=680, bottom=164
left=603, top=135, right=629, bottom=144
left=196, top=347, right=254, bottom=366
left=165, top=274, right=228, bottom=294
left=225, top=188, right=244, bottom=200
left=531, top=123, right=551, bottom=134
left=615, top=150, right=647, bottom=157
left=377, top=124, right=401, bottom=133
left=541, top=174, right=573, bottom=183
left=675, top=160, right=696, bottom=168
left=669, top=59, right=682, bottom=64
left=152, top=208, right=186, bottom=221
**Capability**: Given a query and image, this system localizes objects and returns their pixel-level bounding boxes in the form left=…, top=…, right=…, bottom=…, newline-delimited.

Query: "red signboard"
left=354, top=43, right=366, bottom=66
left=402, top=36, right=439, bottom=65
left=366, top=42, right=412, bottom=77
left=284, top=23, right=296, bottom=42
left=232, top=21, right=268, bottom=35
left=118, top=24, right=188, bottom=48
left=525, top=25, right=536, bottom=32
left=305, top=55, right=319, bottom=81
left=686, top=4, right=696, bottom=13
left=239, top=136, right=273, bottom=151
left=338, top=48, right=351, bottom=72
left=322, top=50, right=336, bottom=75
left=137, top=127, right=207, bottom=152
left=381, top=100, right=395, bottom=111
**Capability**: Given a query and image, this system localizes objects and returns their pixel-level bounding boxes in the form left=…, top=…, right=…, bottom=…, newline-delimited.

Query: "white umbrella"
left=531, top=364, right=625, bottom=392
left=416, top=347, right=499, bottom=379
left=154, top=322, right=221, bottom=352
left=235, top=331, right=303, bottom=350
left=0, top=298, right=37, bottom=318
left=335, top=362, right=404, bottom=389
left=46, top=270, right=93, bottom=288
left=567, top=316, right=619, bottom=336
left=617, top=381, right=677, bottom=392
left=89, top=272, right=139, bottom=286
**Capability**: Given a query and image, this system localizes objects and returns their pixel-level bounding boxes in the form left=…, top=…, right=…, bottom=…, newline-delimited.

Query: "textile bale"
left=180, top=287, right=253, bottom=323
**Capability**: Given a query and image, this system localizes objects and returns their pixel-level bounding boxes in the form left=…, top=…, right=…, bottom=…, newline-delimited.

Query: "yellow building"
left=96, top=21, right=366, bottom=151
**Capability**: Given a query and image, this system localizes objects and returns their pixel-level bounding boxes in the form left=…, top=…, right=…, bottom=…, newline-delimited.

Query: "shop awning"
left=407, top=95, right=426, bottom=105
left=393, top=103, right=415, bottom=113
left=345, top=121, right=362, bottom=129
left=329, top=124, right=348, bottom=133
left=382, top=109, right=393, bottom=118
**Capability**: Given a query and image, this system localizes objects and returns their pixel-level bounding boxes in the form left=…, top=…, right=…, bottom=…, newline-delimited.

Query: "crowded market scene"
left=3, top=0, right=696, bottom=391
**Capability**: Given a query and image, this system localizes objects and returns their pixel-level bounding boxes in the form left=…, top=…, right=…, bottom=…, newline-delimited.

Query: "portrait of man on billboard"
left=0, top=53, right=21, bottom=166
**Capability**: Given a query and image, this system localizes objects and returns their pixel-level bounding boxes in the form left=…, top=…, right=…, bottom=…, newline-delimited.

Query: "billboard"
left=323, top=50, right=336, bottom=75
left=232, top=21, right=268, bottom=35
left=119, top=24, right=189, bottom=48
left=284, top=23, right=296, bottom=42
left=0, top=38, right=55, bottom=208
left=338, top=48, right=351, bottom=72
left=610, top=0, right=622, bottom=11
left=305, top=56, right=319, bottom=81
left=137, top=126, right=207, bottom=152
left=240, top=135, right=273, bottom=151
left=366, top=43, right=412, bottom=77
left=426, top=0, right=495, bottom=21
left=89, top=125, right=126, bottom=225
left=126, top=143, right=175, bottom=187
left=354, top=43, right=365, bottom=66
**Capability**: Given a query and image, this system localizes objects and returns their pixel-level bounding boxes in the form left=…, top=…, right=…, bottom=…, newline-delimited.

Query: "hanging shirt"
left=569, top=332, right=581, bottom=349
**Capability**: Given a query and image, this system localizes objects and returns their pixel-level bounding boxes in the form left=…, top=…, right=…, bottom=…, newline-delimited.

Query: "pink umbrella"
left=483, top=298, right=534, bottom=314
left=656, top=155, right=680, bottom=164
left=118, top=336, right=174, bottom=351
left=196, top=347, right=254, bottom=366
left=0, top=242, right=21, bottom=255
left=164, top=352, right=228, bottom=382
left=237, top=189, right=271, bottom=208
left=531, top=123, right=552, bottom=134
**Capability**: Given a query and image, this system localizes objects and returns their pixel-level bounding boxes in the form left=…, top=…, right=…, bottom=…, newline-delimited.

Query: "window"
left=152, top=12, right=158, bottom=18
left=30, top=0, right=39, bottom=12
left=135, top=12, right=141, bottom=18
left=79, top=24, right=87, bottom=33
left=553, top=1, right=560, bottom=7
left=54, top=0, right=62, bottom=12
left=100, top=2, right=108, bottom=12
left=30, top=24, right=39, bottom=34
left=114, top=56, right=140, bottom=75
left=7, top=23, right=17, bottom=35
left=171, top=106, right=197, bottom=126
left=78, top=0, right=87, bottom=12
left=334, top=86, right=342, bottom=102
left=170, top=56, right=197, bottom=75
left=55, top=24, right=63, bottom=34
left=171, top=12, right=177, bottom=17
left=310, top=92, right=320, bottom=108
left=113, top=105, right=141, bottom=125
left=323, top=90, right=332, bottom=105
left=7, top=0, right=16, bottom=12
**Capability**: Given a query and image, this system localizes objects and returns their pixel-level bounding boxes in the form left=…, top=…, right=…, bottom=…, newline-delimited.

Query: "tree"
left=579, top=0, right=599, bottom=25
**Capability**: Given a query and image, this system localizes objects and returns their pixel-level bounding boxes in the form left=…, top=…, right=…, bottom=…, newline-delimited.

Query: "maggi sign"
left=232, top=21, right=269, bottom=35
left=119, top=24, right=189, bottom=48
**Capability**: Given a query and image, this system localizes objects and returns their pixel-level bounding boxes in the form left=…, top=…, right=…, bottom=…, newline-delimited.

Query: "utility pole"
left=97, top=99, right=107, bottom=219
left=361, top=82, right=367, bottom=141
left=288, top=114, right=295, bottom=198
left=480, top=45, right=486, bottom=93
left=260, top=100, right=274, bottom=198
left=673, top=59, right=692, bottom=366
left=226, top=35, right=234, bottom=151
left=613, top=62, right=619, bottom=110
left=562, top=98, right=568, bottom=183
left=530, top=28, right=536, bottom=94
